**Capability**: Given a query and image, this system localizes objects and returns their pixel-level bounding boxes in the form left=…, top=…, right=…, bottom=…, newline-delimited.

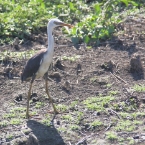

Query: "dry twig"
left=108, top=108, right=121, bottom=119
left=110, top=72, right=127, bottom=84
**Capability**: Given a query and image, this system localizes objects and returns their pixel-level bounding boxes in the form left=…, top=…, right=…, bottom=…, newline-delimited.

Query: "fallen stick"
left=110, top=72, right=127, bottom=84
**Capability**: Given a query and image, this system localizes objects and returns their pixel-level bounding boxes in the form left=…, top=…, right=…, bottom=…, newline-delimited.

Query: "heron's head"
left=48, top=18, right=73, bottom=29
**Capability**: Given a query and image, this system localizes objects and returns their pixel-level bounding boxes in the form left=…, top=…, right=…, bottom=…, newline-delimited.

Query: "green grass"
left=133, top=84, right=145, bottom=92
left=0, top=0, right=141, bottom=44
left=10, top=118, right=21, bottom=125
left=1, top=83, right=145, bottom=144
left=42, top=116, right=51, bottom=126
left=115, top=120, right=136, bottom=132
left=90, top=120, right=104, bottom=130
left=106, top=131, right=118, bottom=141
left=0, top=120, right=9, bottom=127
left=3, top=113, right=17, bottom=119
left=56, top=104, right=68, bottom=112
left=61, top=55, right=80, bottom=62
left=69, top=100, right=78, bottom=108
left=83, top=95, right=115, bottom=112
left=0, top=50, right=38, bottom=63
left=10, top=107, right=26, bottom=113
left=35, top=101, right=44, bottom=109
left=70, top=124, right=80, bottom=131
left=106, top=83, right=112, bottom=88
left=61, top=114, right=73, bottom=121
left=109, top=90, right=118, bottom=96
left=75, top=111, right=84, bottom=124
left=6, top=134, right=13, bottom=140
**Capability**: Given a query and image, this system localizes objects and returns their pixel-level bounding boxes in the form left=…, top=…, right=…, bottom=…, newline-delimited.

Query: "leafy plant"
left=56, top=104, right=68, bottom=112
left=106, top=131, right=118, bottom=141
left=62, top=114, right=73, bottom=121
left=0, top=120, right=9, bottom=127
left=133, top=84, right=145, bottom=92
left=0, top=0, right=141, bottom=44
left=61, top=55, right=80, bottom=62
left=90, top=120, right=103, bottom=130
left=35, top=101, right=44, bottom=109
left=10, top=118, right=21, bottom=125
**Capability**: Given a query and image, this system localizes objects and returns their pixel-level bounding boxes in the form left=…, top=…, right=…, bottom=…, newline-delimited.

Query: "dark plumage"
left=21, top=49, right=46, bottom=82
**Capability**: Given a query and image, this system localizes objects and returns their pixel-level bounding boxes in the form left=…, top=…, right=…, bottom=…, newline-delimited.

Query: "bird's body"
left=21, top=49, right=46, bottom=81
left=21, top=49, right=54, bottom=81
left=21, top=18, right=73, bottom=118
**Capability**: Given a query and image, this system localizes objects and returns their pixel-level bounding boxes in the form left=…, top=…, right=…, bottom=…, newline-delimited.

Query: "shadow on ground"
left=26, top=120, right=65, bottom=145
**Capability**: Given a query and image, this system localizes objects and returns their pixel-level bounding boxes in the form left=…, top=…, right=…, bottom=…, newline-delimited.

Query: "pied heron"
left=21, top=18, right=73, bottom=118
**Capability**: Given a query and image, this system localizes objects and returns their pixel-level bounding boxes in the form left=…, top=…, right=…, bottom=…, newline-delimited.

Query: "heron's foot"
left=26, top=113, right=31, bottom=119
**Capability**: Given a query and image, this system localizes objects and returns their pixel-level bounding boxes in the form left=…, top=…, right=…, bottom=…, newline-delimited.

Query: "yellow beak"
left=54, top=21, right=73, bottom=28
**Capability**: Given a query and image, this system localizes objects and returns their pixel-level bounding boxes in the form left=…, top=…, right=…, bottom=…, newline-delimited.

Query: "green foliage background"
left=0, top=0, right=144, bottom=44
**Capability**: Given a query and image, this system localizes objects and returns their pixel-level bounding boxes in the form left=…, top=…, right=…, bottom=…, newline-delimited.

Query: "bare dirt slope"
left=1, top=16, right=145, bottom=145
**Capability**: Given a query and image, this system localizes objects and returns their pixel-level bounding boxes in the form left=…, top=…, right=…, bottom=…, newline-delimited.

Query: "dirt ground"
left=1, top=15, right=145, bottom=145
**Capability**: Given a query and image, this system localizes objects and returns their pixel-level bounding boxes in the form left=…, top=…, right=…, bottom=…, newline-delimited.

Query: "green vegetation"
left=90, top=120, right=103, bottom=130
left=0, top=120, right=8, bottom=127
left=0, top=49, right=37, bottom=63
left=0, top=0, right=142, bottom=44
left=1, top=87, right=145, bottom=144
left=42, top=116, right=51, bottom=126
left=1, top=1, right=145, bottom=144
left=106, top=131, right=118, bottom=141
left=35, top=101, right=44, bottom=109
left=83, top=95, right=115, bottom=112
left=3, top=113, right=17, bottom=119
left=61, top=114, right=73, bottom=121
left=106, top=83, right=112, bottom=88
left=75, top=111, right=84, bottom=124
left=56, top=104, right=68, bottom=112
left=70, top=124, right=80, bottom=131
left=10, top=118, right=21, bottom=125
left=133, top=84, right=145, bottom=92
left=115, top=120, right=134, bottom=132
left=61, top=55, right=80, bottom=62
left=69, top=100, right=78, bottom=108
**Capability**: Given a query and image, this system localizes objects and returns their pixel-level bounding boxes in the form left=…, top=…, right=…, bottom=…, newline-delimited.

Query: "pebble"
left=133, top=135, right=139, bottom=139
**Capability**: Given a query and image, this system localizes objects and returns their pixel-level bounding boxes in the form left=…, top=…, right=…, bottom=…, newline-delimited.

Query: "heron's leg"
left=44, top=73, right=58, bottom=114
left=26, top=75, right=35, bottom=119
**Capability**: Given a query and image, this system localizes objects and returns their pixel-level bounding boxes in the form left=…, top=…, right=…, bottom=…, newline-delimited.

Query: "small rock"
left=141, top=133, right=145, bottom=136
left=141, top=136, right=145, bottom=140
left=57, top=120, right=60, bottom=125
left=31, top=93, right=39, bottom=102
left=49, top=72, right=61, bottom=82
left=101, top=60, right=115, bottom=72
left=141, top=98, right=145, bottom=104
left=54, top=59, right=65, bottom=70
left=62, top=80, right=71, bottom=91
left=133, top=135, right=140, bottom=139
left=84, top=124, right=90, bottom=130
left=76, top=63, right=82, bottom=75
left=32, top=98, right=39, bottom=102
left=49, top=72, right=61, bottom=78
left=130, top=53, right=144, bottom=76
left=93, top=111, right=101, bottom=116
left=15, top=94, right=23, bottom=102
left=27, top=133, right=39, bottom=145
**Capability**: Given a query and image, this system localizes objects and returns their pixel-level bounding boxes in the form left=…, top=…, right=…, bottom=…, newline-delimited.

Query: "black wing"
left=21, top=49, right=47, bottom=82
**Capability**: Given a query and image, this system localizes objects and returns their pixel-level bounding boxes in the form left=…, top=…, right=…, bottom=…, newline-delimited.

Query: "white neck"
left=47, top=24, right=54, bottom=55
